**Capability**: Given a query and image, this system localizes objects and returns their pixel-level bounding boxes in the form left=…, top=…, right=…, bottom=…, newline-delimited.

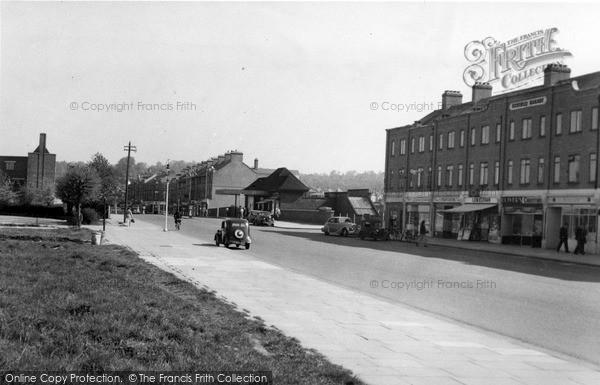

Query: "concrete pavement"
left=104, top=218, right=600, bottom=385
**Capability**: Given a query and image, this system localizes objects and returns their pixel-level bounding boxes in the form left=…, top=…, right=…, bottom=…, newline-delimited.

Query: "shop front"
left=441, top=197, right=499, bottom=242
left=546, top=195, right=598, bottom=253
left=433, top=196, right=462, bottom=239
left=405, top=200, right=431, bottom=232
left=501, top=196, right=544, bottom=247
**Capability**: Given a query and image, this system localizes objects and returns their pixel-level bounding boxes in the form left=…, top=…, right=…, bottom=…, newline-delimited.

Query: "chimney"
left=441, top=91, right=463, bottom=110
left=472, top=82, right=492, bottom=104
left=217, top=154, right=225, bottom=164
left=39, top=133, right=47, bottom=152
left=224, top=152, right=232, bottom=162
left=229, top=150, right=243, bottom=163
left=544, top=63, right=571, bottom=86
left=254, top=158, right=259, bottom=170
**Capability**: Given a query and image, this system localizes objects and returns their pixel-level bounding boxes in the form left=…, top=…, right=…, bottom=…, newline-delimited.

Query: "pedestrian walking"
left=416, top=220, right=428, bottom=247
left=574, top=225, right=587, bottom=255
left=174, top=209, right=182, bottom=231
left=239, top=206, right=244, bottom=218
left=556, top=223, right=569, bottom=253
left=125, top=207, right=134, bottom=227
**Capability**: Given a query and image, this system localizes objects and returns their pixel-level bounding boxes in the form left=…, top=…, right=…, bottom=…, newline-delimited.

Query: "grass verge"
left=0, top=228, right=364, bottom=384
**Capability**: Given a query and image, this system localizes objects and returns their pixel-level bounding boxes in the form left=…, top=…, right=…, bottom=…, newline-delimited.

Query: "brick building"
left=0, top=133, right=56, bottom=194
left=384, top=64, right=600, bottom=253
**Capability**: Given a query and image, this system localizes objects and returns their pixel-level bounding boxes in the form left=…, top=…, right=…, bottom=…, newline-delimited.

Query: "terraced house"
left=384, top=64, right=600, bottom=253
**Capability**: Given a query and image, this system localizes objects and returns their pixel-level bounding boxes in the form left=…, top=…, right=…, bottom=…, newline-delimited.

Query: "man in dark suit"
left=557, top=224, right=569, bottom=253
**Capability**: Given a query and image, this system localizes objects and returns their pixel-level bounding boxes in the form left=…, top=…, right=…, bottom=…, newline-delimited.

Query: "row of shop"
left=385, top=192, right=599, bottom=254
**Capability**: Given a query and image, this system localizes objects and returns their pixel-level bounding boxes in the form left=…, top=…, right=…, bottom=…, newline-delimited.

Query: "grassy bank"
left=0, top=228, right=363, bottom=384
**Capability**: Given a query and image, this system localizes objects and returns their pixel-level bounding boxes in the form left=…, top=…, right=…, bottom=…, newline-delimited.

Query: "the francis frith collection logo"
left=463, top=28, right=572, bottom=91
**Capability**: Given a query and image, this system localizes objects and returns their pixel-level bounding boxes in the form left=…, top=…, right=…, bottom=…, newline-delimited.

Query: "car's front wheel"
left=245, top=243, right=250, bottom=250
left=341, top=228, right=348, bottom=237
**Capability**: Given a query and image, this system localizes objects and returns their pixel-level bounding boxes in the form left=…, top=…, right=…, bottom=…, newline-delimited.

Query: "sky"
left=1, top=1, right=600, bottom=174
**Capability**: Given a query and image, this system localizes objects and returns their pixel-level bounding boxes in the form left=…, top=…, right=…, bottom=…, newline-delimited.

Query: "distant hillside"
left=299, top=170, right=384, bottom=195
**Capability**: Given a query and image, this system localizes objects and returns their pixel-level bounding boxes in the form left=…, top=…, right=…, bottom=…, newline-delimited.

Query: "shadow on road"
left=273, top=230, right=600, bottom=283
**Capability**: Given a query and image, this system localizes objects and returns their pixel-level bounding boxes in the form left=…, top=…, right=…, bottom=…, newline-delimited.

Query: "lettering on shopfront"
left=502, top=196, right=543, bottom=205
left=509, top=97, right=547, bottom=111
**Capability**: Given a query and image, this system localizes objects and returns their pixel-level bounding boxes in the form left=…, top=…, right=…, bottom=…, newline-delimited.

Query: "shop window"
left=590, top=154, right=597, bottom=183
left=570, top=110, right=582, bottom=133
left=520, top=159, right=531, bottom=184
left=562, top=208, right=597, bottom=239
left=537, top=158, right=545, bottom=184
left=556, top=113, right=562, bottom=135
left=568, top=155, right=580, bottom=183
left=458, top=164, right=464, bottom=187
left=400, top=139, right=406, bottom=155
left=540, top=116, right=546, bottom=137
left=507, top=160, right=513, bottom=185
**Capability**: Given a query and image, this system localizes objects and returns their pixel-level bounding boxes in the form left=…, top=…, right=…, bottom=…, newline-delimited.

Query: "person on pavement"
left=574, top=225, right=587, bottom=255
left=557, top=224, right=569, bottom=253
left=416, top=220, right=428, bottom=247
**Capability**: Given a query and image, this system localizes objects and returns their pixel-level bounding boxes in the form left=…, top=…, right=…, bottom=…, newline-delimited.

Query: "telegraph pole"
left=123, top=142, right=137, bottom=223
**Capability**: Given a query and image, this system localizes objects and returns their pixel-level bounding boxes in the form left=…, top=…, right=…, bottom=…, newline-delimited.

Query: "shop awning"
left=440, top=203, right=497, bottom=213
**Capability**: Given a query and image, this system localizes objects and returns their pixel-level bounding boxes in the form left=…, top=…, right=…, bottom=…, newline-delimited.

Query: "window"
left=428, top=166, right=432, bottom=188
left=460, top=129, right=465, bottom=147
left=458, top=164, right=464, bottom=187
left=509, top=121, right=515, bottom=140
left=507, top=160, right=514, bottom=184
left=570, top=110, right=582, bottom=133
left=593, top=108, right=598, bottom=131
left=481, top=125, right=490, bottom=144
left=399, top=169, right=406, bottom=189
left=496, top=123, right=501, bottom=142
left=439, top=133, right=444, bottom=150
left=568, top=155, right=580, bottom=183
left=429, top=134, right=433, bottom=151
left=391, top=141, right=396, bottom=156
left=437, top=166, right=442, bottom=187
left=411, top=138, right=415, bottom=153
left=554, top=156, right=561, bottom=183
left=522, top=118, right=532, bottom=139
left=494, top=161, right=500, bottom=185
left=5, top=161, right=15, bottom=171
left=540, top=116, right=546, bottom=136
left=590, top=154, right=597, bottom=183
left=520, top=159, right=531, bottom=184
left=469, top=163, right=474, bottom=186
left=448, top=131, right=455, bottom=149
left=538, top=158, right=545, bottom=184
left=556, top=113, right=562, bottom=135
left=446, top=165, right=454, bottom=187
left=389, top=170, right=394, bottom=191
left=480, top=162, right=488, bottom=185
left=400, top=139, right=406, bottom=155
left=470, top=128, right=476, bottom=146
left=419, top=136, right=425, bottom=152
left=417, top=167, right=423, bottom=187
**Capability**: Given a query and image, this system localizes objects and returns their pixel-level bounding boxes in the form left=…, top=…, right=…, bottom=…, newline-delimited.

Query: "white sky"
left=1, top=1, right=599, bottom=173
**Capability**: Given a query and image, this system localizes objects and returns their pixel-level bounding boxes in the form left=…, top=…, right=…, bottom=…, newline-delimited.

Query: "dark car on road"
left=247, top=210, right=274, bottom=226
left=214, top=219, right=252, bottom=249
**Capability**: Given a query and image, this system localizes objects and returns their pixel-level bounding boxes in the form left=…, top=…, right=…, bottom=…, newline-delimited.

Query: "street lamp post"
left=164, top=163, right=170, bottom=232
left=204, top=166, right=215, bottom=216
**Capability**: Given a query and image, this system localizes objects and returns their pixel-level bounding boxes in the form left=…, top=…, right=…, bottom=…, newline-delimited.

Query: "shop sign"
left=509, top=97, right=547, bottom=111
left=434, top=197, right=461, bottom=203
left=550, top=196, right=593, bottom=205
left=502, top=196, right=543, bottom=205
left=465, top=197, right=498, bottom=204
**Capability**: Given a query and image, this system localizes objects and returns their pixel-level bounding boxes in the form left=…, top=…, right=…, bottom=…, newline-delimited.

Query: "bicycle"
left=402, top=228, right=418, bottom=242
left=175, top=218, right=181, bottom=231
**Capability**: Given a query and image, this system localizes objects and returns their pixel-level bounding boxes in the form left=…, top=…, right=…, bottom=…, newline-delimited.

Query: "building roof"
left=244, top=167, right=309, bottom=194
left=348, top=196, right=378, bottom=216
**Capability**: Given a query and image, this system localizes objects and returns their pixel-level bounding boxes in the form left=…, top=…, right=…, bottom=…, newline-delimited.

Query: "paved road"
left=143, top=214, right=600, bottom=368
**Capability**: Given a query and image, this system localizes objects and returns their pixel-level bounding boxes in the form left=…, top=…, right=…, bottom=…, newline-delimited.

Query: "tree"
left=55, top=165, right=100, bottom=227
left=0, top=179, right=18, bottom=207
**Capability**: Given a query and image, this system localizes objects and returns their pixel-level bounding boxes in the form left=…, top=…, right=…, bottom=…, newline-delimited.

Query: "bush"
left=81, top=208, right=99, bottom=225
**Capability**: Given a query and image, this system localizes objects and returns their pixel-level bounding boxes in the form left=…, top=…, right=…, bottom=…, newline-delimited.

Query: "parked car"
left=214, top=219, right=252, bottom=249
left=321, top=216, right=359, bottom=237
left=247, top=210, right=274, bottom=226
left=359, top=218, right=389, bottom=241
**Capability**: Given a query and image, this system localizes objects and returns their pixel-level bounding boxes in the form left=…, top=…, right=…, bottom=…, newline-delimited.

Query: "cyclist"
left=174, top=209, right=182, bottom=231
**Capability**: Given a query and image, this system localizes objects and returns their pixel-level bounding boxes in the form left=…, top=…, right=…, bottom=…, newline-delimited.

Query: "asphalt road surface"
left=140, top=214, right=600, bottom=368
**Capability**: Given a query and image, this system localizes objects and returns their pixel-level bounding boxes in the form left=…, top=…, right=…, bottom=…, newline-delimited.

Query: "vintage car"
left=321, top=216, right=360, bottom=237
left=214, top=219, right=252, bottom=249
left=247, top=210, right=275, bottom=226
left=359, top=218, right=389, bottom=241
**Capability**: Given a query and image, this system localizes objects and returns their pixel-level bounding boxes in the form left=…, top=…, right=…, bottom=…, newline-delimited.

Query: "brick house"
left=384, top=64, right=600, bottom=253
